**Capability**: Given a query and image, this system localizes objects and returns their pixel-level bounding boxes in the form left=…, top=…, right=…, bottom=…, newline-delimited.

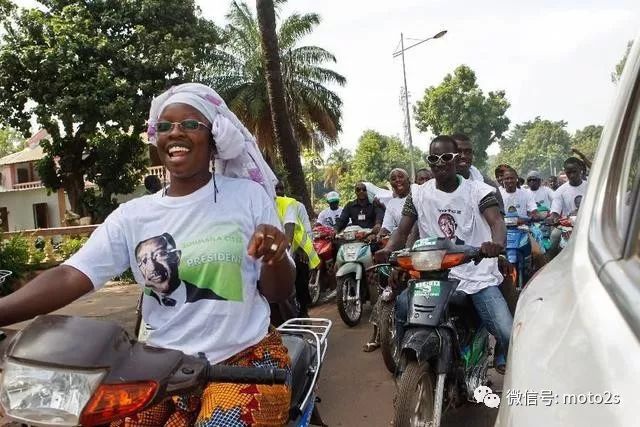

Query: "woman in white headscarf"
left=0, top=83, right=295, bottom=426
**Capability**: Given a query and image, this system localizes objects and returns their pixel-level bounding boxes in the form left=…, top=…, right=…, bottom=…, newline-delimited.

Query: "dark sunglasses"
left=156, top=119, right=208, bottom=133
left=355, top=187, right=367, bottom=192
left=426, top=152, right=459, bottom=165
left=527, top=178, right=541, bottom=182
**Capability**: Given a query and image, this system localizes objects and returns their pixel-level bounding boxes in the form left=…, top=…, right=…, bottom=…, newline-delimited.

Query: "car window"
left=616, top=98, right=640, bottom=246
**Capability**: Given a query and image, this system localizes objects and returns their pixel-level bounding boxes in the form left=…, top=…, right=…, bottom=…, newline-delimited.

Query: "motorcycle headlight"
left=504, top=216, right=519, bottom=227
left=343, top=231, right=355, bottom=241
left=0, top=360, right=105, bottom=426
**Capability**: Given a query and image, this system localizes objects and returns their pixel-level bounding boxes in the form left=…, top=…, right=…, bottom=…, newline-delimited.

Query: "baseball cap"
left=326, top=191, right=340, bottom=203
left=526, top=171, right=542, bottom=180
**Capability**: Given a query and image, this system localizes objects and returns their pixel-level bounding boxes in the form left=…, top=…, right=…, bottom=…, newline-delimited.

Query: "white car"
left=496, top=36, right=640, bottom=426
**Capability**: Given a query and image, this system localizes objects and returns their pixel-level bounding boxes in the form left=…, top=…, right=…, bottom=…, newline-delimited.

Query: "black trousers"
left=295, top=254, right=311, bottom=310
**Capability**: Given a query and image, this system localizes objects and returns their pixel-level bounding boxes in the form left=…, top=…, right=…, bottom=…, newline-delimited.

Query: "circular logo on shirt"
left=574, top=195, right=583, bottom=209
left=507, top=205, right=517, bottom=214
left=438, top=213, right=457, bottom=240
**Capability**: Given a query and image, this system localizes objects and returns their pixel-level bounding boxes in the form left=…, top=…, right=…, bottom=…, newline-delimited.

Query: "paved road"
left=2, top=283, right=500, bottom=426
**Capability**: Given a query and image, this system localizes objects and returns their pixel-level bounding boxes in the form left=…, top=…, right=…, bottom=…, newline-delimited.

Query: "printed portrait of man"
left=438, top=213, right=457, bottom=240
left=574, top=195, right=583, bottom=210
left=135, top=233, right=226, bottom=307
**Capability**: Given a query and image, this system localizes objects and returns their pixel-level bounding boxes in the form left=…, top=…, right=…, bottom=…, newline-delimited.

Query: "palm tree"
left=324, top=147, right=352, bottom=188
left=207, top=0, right=345, bottom=158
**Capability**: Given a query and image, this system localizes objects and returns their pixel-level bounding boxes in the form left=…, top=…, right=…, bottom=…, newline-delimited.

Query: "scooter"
left=0, top=316, right=332, bottom=427
left=504, top=213, right=534, bottom=292
left=391, top=237, right=493, bottom=427
left=334, top=225, right=377, bottom=327
left=308, top=225, right=337, bottom=306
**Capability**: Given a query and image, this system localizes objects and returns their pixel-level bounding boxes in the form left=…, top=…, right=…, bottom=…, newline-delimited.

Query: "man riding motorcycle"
left=335, top=182, right=384, bottom=234
left=376, top=135, right=512, bottom=375
left=316, top=191, right=343, bottom=227
left=362, top=168, right=411, bottom=352
left=500, top=167, right=547, bottom=269
left=546, top=157, right=589, bottom=257
left=525, top=170, right=554, bottom=211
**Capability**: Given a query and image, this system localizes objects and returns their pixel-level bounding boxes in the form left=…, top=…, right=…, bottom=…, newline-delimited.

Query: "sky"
left=13, top=0, right=640, bottom=156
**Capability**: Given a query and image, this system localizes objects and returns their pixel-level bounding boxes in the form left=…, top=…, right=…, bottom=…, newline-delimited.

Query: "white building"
left=0, top=130, right=165, bottom=232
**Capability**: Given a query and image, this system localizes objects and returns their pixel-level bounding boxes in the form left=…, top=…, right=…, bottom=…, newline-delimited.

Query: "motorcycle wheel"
left=336, top=275, right=362, bottom=327
left=379, top=302, right=399, bottom=373
left=394, top=360, right=435, bottom=427
left=308, top=270, right=321, bottom=307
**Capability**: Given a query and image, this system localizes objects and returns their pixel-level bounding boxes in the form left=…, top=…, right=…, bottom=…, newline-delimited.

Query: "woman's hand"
left=247, top=224, right=288, bottom=266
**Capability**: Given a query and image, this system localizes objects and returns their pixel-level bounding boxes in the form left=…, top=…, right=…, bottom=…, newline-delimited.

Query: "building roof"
left=0, top=130, right=49, bottom=166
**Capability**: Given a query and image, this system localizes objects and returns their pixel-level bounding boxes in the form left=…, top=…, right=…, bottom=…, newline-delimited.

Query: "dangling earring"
left=210, top=142, right=219, bottom=203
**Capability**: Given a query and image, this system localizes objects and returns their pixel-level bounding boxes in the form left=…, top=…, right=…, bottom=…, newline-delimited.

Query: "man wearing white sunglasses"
left=375, top=135, right=512, bottom=374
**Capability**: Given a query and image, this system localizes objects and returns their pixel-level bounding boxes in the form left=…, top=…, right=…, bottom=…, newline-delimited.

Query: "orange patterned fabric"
left=111, top=331, right=291, bottom=427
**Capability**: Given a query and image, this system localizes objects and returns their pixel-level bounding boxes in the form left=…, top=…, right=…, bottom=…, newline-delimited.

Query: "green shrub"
left=57, top=236, right=89, bottom=260
left=0, top=235, right=31, bottom=295
left=113, top=268, right=136, bottom=284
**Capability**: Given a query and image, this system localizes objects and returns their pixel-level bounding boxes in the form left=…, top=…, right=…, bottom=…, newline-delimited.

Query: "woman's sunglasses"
left=426, top=152, right=459, bottom=165
left=156, top=119, right=208, bottom=133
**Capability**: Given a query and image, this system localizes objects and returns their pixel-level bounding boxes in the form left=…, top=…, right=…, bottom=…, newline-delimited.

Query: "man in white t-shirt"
left=452, top=133, right=504, bottom=212
left=375, top=135, right=512, bottom=374
left=525, top=170, right=554, bottom=211
left=547, top=157, right=588, bottom=257
left=378, top=168, right=411, bottom=238
left=549, top=158, right=588, bottom=219
left=316, top=191, right=343, bottom=227
left=499, top=168, right=538, bottom=219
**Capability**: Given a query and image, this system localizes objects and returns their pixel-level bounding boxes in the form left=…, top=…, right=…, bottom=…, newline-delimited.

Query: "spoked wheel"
left=336, top=275, right=362, bottom=327
left=394, top=361, right=435, bottom=427
left=308, top=269, right=321, bottom=307
left=379, top=302, right=399, bottom=373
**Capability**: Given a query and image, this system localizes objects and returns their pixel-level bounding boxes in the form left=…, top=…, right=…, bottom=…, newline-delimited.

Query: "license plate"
left=343, top=243, right=361, bottom=261
left=413, top=280, right=441, bottom=297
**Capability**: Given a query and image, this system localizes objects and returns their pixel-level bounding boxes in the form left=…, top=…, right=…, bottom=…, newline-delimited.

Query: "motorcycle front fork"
left=433, top=373, right=446, bottom=427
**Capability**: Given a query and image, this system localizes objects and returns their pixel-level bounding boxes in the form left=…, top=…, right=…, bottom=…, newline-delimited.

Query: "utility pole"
left=393, top=30, right=447, bottom=180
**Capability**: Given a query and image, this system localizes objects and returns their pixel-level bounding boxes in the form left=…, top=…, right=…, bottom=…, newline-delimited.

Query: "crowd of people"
left=0, top=81, right=591, bottom=426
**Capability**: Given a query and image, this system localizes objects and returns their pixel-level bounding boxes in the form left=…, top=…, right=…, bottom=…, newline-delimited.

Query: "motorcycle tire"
left=336, top=275, right=362, bottom=327
left=308, top=270, right=321, bottom=307
left=379, top=302, right=399, bottom=374
left=394, top=360, right=435, bottom=427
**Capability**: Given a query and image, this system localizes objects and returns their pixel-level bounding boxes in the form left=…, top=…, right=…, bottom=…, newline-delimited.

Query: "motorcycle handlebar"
left=207, top=365, right=288, bottom=385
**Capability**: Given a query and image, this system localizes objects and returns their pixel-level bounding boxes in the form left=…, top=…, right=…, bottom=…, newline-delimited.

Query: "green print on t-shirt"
left=178, top=223, right=245, bottom=301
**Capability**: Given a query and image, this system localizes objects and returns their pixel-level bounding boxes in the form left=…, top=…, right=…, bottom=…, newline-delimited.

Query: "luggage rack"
left=277, top=318, right=332, bottom=411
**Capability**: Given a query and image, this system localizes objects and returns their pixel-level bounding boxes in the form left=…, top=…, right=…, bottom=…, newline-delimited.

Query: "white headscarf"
left=147, top=83, right=277, bottom=199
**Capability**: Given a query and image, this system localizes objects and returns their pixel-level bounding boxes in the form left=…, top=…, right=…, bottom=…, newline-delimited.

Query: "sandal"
left=363, top=342, right=380, bottom=352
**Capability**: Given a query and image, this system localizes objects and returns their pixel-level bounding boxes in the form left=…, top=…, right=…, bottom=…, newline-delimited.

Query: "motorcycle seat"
left=282, top=334, right=314, bottom=411
left=449, top=291, right=472, bottom=308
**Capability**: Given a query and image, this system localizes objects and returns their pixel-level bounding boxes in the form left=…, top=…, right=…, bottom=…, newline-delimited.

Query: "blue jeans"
left=395, top=284, right=513, bottom=365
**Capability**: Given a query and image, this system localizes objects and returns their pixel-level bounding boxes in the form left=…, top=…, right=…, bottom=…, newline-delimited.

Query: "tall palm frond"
left=204, top=0, right=345, bottom=157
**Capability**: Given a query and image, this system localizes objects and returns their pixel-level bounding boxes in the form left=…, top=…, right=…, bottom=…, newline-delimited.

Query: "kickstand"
left=310, top=404, right=328, bottom=426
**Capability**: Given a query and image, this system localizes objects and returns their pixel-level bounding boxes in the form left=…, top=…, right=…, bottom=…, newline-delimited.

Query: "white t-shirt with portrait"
left=65, top=176, right=281, bottom=364
left=551, top=181, right=588, bottom=216
left=381, top=196, right=407, bottom=233
left=526, top=186, right=555, bottom=210
left=316, top=207, right=343, bottom=227
left=500, top=187, right=537, bottom=217
left=410, top=178, right=502, bottom=294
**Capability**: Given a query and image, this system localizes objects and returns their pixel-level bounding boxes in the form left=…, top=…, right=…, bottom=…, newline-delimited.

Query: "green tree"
left=208, top=0, right=345, bottom=159
left=324, top=147, right=352, bottom=189
left=572, top=125, right=603, bottom=161
left=494, top=118, right=572, bottom=177
left=414, top=65, right=510, bottom=168
left=0, top=0, right=218, bottom=215
left=612, top=40, right=633, bottom=83
left=0, top=126, right=23, bottom=158
left=337, top=130, right=422, bottom=197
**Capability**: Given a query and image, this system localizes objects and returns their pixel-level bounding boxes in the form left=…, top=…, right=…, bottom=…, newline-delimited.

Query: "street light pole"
left=399, top=33, right=415, bottom=179
left=394, top=29, right=447, bottom=179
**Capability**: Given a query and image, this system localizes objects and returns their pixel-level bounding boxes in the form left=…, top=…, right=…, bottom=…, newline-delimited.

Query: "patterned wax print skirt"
left=111, top=330, right=292, bottom=427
